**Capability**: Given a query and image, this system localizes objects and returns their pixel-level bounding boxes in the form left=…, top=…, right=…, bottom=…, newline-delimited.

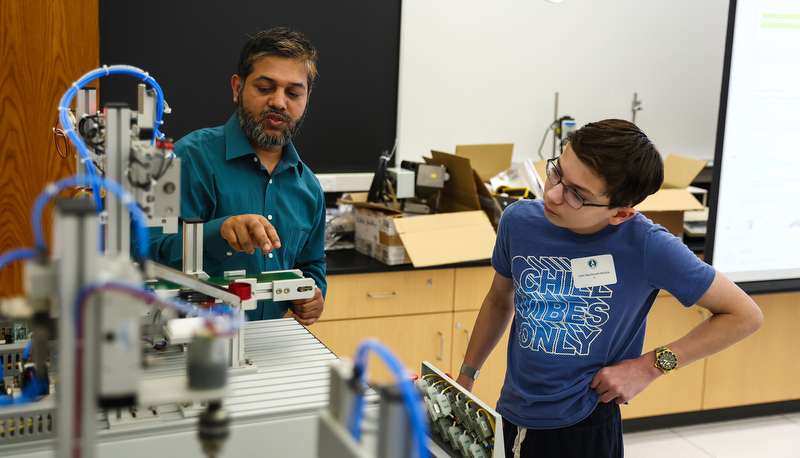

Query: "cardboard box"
left=426, top=150, right=505, bottom=229
left=393, top=211, right=496, bottom=267
left=635, top=155, right=707, bottom=237
left=353, top=204, right=411, bottom=265
left=455, top=143, right=514, bottom=183
left=351, top=203, right=496, bottom=267
left=343, top=167, right=499, bottom=268
left=341, top=146, right=513, bottom=267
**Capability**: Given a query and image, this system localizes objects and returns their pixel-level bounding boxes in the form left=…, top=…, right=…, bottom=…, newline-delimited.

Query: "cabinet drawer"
left=323, top=269, right=455, bottom=320
left=454, top=266, right=494, bottom=311
left=310, top=313, right=453, bottom=384
left=452, top=310, right=510, bottom=409
left=620, top=295, right=706, bottom=419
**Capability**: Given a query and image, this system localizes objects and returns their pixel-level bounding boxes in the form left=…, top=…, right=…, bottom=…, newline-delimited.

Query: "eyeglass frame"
left=545, top=158, right=617, bottom=210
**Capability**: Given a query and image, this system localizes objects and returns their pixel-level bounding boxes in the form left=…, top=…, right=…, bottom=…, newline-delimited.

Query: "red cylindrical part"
left=228, top=282, right=252, bottom=301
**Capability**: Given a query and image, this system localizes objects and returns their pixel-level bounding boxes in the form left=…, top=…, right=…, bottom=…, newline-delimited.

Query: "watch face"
left=658, top=352, right=677, bottom=370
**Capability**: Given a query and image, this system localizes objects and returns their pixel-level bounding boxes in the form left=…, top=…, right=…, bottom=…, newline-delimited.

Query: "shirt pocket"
left=284, top=228, right=309, bottom=268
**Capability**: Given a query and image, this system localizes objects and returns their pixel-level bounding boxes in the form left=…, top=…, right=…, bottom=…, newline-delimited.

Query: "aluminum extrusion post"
left=54, top=199, right=101, bottom=458
left=103, top=104, right=133, bottom=257
left=182, top=217, right=208, bottom=279
left=376, top=385, right=414, bottom=458
left=75, top=87, right=97, bottom=188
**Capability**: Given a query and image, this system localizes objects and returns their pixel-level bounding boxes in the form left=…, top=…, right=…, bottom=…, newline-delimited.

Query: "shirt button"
left=268, top=253, right=273, bottom=259
left=226, top=251, right=233, bottom=256
left=269, top=179, right=273, bottom=184
left=253, top=157, right=258, bottom=162
left=267, top=215, right=273, bottom=221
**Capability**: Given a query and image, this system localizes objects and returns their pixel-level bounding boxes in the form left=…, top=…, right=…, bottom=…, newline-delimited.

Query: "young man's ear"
left=608, top=207, right=637, bottom=226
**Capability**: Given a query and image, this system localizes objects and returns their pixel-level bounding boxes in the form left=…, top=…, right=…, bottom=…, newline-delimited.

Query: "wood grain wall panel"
left=0, top=0, right=98, bottom=296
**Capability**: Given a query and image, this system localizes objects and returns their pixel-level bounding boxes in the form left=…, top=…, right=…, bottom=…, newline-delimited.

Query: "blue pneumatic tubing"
left=57, top=65, right=167, bottom=213
left=31, top=175, right=150, bottom=260
left=0, top=248, right=37, bottom=276
left=352, top=339, right=429, bottom=458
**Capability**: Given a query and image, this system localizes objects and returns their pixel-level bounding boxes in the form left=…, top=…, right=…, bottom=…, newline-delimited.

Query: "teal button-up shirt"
left=145, top=113, right=327, bottom=320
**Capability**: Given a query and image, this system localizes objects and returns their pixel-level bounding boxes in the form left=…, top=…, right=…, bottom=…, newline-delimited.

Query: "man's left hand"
left=589, top=353, right=662, bottom=404
left=291, top=287, right=324, bottom=326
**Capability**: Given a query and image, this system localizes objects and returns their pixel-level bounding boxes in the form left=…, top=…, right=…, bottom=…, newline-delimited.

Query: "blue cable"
left=23, top=339, right=33, bottom=360
left=352, top=339, right=430, bottom=458
left=57, top=65, right=167, bottom=214
left=0, top=248, right=37, bottom=275
left=31, top=175, right=150, bottom=260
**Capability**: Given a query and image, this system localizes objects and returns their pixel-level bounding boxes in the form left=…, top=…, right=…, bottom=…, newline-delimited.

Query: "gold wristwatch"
left=654, top=346, right=678, bottom=374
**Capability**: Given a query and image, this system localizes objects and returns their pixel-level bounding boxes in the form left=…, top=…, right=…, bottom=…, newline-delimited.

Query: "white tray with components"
left=418, top=361, right=505, bottom=458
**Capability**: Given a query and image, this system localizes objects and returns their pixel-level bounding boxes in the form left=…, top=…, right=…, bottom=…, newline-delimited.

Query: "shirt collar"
left=223, top=112, right=304, bottom=176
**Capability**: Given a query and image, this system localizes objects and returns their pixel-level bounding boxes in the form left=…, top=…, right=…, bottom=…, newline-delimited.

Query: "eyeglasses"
left=545, top=158, right=615, bottom=210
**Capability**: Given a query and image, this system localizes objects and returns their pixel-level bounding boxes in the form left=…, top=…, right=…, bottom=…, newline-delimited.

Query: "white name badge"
left=570, top=254, right=618, bottom=288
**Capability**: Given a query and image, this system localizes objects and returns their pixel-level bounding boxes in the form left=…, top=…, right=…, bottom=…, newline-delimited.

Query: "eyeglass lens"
left=546, top=161, right=584, bottom=209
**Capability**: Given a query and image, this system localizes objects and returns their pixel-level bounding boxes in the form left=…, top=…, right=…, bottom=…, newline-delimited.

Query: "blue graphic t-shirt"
left=492, top=199, right=715, bottom=429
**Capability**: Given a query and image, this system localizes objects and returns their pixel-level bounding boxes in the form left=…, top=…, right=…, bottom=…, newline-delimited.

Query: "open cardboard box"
left=426, top=150, right=505, bottom=229
left=534, top=154, right=706, bottom=237
left=343, top=194, right=496, bottom=267
left=341, top=145, right=512, bottom=267
left=634, top=154, right=707, bottom=237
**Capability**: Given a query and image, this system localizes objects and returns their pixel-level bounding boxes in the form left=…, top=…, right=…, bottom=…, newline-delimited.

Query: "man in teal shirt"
left=146, top=27, right=326, bottom=324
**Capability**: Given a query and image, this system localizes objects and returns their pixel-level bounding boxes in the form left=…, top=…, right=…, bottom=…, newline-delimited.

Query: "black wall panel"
left=99, top=1, right=401, bottom=173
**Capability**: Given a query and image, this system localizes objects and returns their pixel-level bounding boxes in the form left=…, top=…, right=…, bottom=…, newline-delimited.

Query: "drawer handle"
left=438, top=332, right=444, bottom=361
left=366, top=292, right=397, bottom=299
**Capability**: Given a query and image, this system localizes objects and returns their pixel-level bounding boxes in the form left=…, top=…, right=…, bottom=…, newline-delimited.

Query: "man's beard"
left=237, top=99, right=304, bottom=148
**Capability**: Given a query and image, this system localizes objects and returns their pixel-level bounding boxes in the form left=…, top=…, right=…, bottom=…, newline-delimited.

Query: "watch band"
left=460, top=363, right=480, bottom=380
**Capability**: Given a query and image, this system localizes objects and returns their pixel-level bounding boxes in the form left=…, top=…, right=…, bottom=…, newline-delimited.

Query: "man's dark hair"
left=237, top=27, right=318, bottom=89
left=567, top=119, right=664, bottom=207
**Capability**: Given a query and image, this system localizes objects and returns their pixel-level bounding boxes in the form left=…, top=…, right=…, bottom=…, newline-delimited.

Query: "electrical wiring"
left=351, top=338, right=429, bottom=458
left=30, top=174, right=150, bottom=261
left=477, top=407, right=495, bottom=431
left=77, top=115, right=105, bottom=151
left=140, top=337, right=168, bottom=350
left=53, top=114, right=71, bottom=158
left=152, top=150, right=176, bottom=181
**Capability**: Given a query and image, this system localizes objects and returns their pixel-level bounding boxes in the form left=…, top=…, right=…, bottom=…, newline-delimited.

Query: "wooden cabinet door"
left=309, top=313, right=453, bottom=384
left=620, top=293, right=706, bottom=419
left=703, top=291, right=800, bottom=409
left=453, top=266, right=495, bottom=312
left=451, top=311, right=510, bottom=410
left=323, top=269, right=455, bottom=321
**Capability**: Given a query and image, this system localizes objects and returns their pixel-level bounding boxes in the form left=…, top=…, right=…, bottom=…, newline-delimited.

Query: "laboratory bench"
left=316, top=249, right=800, bottom=431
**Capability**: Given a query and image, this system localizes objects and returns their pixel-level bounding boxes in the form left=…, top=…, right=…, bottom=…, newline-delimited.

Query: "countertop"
left=324, top=249, right=491, bottom=276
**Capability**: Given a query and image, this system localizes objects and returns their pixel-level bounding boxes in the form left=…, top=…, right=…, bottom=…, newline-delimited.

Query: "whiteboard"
left=706, top=0, right=800, bottom=291
left=396, top=0, right=730, bottom=165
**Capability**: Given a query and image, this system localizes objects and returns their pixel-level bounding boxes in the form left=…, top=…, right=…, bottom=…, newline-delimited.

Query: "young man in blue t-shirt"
left=455, top=119, right=763, bottom=457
